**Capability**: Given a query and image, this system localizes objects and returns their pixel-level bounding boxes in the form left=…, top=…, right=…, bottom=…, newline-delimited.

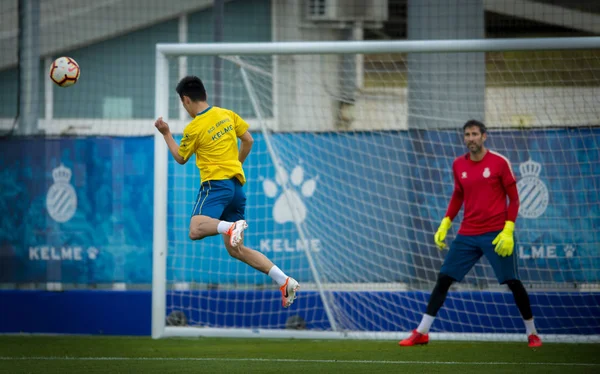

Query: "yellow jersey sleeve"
left=178, top=124, right=198, bottom=161
left=231, top=111, right=250, bottom=136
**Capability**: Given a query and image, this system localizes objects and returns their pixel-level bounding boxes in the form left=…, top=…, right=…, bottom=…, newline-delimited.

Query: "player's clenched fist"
left=434, top=217, right=452, bottom=250
left=155, top=116, right=170, bottom=135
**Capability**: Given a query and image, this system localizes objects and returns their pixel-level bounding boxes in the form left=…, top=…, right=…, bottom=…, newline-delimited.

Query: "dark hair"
left=463, top=119, right=487, bottom=134
left=176, top=76, right=207, bottom=102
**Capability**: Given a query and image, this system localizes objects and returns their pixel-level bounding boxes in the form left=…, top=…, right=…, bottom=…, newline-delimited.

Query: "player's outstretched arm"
left=238, top=131, right=254, bottom=164
left=155, top=117, right=187, bottom=165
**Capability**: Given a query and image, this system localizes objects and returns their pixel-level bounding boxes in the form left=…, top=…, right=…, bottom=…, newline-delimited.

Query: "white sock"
left=416, top=314, right=435, bottom=334
left=217, top=221, right=233, bottom=234
left=268, top=265, right=288, bottom=286
left=524, top=318, right=537, bottom=335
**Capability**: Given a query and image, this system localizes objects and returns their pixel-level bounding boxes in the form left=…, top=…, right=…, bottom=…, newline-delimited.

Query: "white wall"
left=269, top=1, right=599, bottom=132
left=1, top=0, right=597, bottom=134
left=272, top=0, right=345, bottom=132
left=2, top=86, right=596, bottom=135
left=486, top=87, right=600, bottom=128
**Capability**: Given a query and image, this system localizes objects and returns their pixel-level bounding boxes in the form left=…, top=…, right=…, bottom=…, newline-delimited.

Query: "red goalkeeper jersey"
left=449, top=150, right=518, bottom=235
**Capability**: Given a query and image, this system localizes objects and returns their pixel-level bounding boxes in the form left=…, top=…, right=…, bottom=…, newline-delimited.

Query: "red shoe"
left=399, top=329, right=429, bottom=346
left=528, top=334, right=542, bottom=348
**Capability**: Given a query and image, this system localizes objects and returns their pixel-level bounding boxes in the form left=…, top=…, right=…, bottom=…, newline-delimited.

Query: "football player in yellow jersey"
left=154, top=76, right=299, bottom=308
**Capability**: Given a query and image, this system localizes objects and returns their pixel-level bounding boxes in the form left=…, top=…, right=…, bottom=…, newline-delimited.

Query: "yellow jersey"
left=178, top=106, right=249, bottom=185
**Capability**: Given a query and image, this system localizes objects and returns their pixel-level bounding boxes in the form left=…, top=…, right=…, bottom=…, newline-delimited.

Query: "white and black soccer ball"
left=49, top=56, right=80, bottom=87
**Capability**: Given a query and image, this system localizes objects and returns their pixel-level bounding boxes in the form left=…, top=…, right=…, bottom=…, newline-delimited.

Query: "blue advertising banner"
left=1, top=128, right=598, bottom=285
left=167, top=128, right=600, bottom=285
left=0, top=137, right=154, bottom=284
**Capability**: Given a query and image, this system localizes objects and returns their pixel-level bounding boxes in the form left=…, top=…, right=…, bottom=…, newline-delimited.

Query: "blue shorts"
left=440, top=231, right=519, bottom=284
left=191, top=178, right=246, bottom=222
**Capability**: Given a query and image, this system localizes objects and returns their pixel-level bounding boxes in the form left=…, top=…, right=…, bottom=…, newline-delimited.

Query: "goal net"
left=153, top=38, right=600, bottom=342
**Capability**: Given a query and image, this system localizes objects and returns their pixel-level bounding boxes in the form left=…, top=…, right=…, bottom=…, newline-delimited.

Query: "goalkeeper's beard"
left=468, top=142, right=483, bottom=155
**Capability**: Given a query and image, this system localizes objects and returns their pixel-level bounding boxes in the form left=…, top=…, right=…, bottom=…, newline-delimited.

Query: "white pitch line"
left=0, top=357, right=598, bottom=367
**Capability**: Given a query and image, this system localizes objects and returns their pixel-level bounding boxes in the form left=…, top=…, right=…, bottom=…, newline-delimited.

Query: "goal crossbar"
left=156, top=37, right=600, bottom=56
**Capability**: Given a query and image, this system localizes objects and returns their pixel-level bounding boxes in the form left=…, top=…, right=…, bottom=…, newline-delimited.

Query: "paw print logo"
left=262, top=163, right=317, bottom=224
left=87, top=247, right=99, bottom=260
left=563, top=245, right=576, bottom=258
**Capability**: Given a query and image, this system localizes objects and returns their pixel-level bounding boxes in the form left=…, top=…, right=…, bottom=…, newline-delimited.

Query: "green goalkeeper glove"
left=492, top=221, right=515, bottom=257
left=434, top=217, right=452, bottom=250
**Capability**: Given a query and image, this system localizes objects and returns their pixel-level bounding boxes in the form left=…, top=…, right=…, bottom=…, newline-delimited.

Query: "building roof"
left=0, top=0, right=218, bottom=70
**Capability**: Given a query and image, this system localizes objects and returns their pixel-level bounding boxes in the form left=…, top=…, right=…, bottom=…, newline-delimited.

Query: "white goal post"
left=153, top=37, right=600, bottom=342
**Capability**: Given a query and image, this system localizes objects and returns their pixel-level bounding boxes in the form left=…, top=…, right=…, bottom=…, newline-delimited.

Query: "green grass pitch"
left=0, top=336, right=598, bottom=373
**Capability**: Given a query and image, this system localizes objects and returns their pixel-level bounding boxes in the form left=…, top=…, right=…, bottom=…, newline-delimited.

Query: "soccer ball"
left=49, top=57, right=80, bottom=87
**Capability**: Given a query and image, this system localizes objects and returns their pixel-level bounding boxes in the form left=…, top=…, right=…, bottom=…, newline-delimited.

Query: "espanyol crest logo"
left=516, top=159, right=548, bottom=219
left=46, top=163, right=77, bottom=223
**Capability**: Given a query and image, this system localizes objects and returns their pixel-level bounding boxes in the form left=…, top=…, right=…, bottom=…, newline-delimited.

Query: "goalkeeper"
left=155, top=76, right=299, bottom=308
left=400, top=120, right=541, bottom=348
